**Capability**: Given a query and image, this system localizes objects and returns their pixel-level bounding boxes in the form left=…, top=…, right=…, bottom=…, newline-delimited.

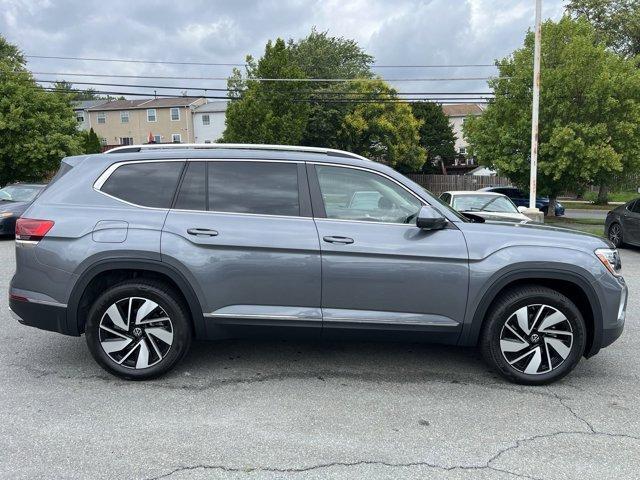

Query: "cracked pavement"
left=0, top=239, right=638, bottom=479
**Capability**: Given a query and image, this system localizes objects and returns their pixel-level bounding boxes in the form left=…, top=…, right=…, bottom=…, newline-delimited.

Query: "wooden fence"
left=405, top=174, right=512, bottom=195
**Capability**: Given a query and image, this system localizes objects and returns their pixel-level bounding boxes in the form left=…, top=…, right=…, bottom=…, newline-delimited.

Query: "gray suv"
left=9, top=144, right=627, bottom=384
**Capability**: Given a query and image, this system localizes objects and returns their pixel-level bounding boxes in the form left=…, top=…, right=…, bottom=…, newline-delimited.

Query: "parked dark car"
left=478, top=186, right=565, bottom=216
left=605, top=198, right=640, bottom=248
left=0, top=184, right=46, bottom=236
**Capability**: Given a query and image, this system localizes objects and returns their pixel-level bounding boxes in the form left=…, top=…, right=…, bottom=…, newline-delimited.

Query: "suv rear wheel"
left=480, top=285, right=586, bottom=385
left=85, top=280, right=192, bottom=380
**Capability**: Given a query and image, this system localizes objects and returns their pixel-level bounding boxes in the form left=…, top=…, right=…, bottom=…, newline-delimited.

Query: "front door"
left=622, top=200, right=640, bottom=244
left=309, top=164, right=469, bottom=342
left=161, top=159, right=322, bottom=338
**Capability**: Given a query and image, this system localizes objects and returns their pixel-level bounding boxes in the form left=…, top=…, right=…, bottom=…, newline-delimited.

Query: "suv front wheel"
left=85, top=280, right=192, bottom=380
left=480, top=285, right=586, bottom=385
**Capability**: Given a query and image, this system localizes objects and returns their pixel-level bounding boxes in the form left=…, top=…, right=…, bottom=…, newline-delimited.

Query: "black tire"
left=480, top=285, right=586, bottom=385
left=607, top=222, right=624, bottom=248
left=85, top=279, right=192, bottom=380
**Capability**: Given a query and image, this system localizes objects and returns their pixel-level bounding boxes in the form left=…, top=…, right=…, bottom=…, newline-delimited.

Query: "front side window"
left=101, top=161, right=184, bottom=208
left=630, top=200, right=640, bottom=214
left=202, top=114, right=210, bottom=125
left=120, top=111, right=130, bottom=123
left=315, top=165, right=422, bottom=224
left=147, top=109, right=157, bottom=122
left=170, top=108, right=180, bottom=121
left=209, top=161, right=299, bottom=216
left=97, top=112, right=106, bottom=124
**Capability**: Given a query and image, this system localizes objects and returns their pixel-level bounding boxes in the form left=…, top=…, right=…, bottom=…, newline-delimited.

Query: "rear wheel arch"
left=67, top=259, right=205, bottom=338
left=464, top=269, right=602, bottom=357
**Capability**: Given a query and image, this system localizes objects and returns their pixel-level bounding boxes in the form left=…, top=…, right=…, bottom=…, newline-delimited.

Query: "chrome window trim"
left=94, top=158, right=306, bottom=216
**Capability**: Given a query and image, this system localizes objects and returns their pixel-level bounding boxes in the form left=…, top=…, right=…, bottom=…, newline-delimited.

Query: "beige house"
left=442, top=103, right=485, bottom=156
left=87, top=97, right=206, bottom=148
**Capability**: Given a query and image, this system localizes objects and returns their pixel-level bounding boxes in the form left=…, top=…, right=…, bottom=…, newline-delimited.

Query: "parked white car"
left=439, top=191, right=531, bottom=223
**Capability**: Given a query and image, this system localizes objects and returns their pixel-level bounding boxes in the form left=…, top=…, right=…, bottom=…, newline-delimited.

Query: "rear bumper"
left=9, top=297, right=74, bottom=336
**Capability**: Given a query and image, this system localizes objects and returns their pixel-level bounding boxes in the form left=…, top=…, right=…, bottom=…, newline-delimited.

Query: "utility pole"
left=528, top=0, right=542, bottom=214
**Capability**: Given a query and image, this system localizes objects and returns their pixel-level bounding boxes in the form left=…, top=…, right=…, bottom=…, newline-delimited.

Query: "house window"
left=97, top=113, right=106, bottom=124
left=153, top=135, right=162, bottom=143
left=459, top=147, right=467, bottom=155
left=76, top=111, right=85, bottom=123
left=170, top=108, right=180, bottom=121
left=147, top=109, right=157, bottom=122
left=119, top=137, right=134, bottom=145
left=120, top=111, right=130, bottom=123
left=100, top=138, right=107, bottom=146
left=204, top=140, right=212, bottom=144
left=172, top=134, right=181, bottom=143
left=202, top=114, right=210, bottom=126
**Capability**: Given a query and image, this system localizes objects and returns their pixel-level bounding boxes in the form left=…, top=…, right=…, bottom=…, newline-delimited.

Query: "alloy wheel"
left=98, top=297, right=174, bottom=369
left=608, top=224, right=621, bottom=246
left=499, top=304, right=573, bottom=375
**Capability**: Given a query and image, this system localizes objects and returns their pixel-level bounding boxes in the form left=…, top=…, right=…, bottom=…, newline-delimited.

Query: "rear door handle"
left=323, top=235, right=354, bottom=245
left=187, top=228, right=219, bottom=237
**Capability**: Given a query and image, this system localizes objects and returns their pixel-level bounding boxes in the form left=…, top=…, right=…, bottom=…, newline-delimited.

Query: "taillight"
left=15, top=218, right=54, bottom=242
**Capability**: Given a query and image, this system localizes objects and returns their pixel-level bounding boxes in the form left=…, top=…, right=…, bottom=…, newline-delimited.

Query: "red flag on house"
left=147, top=132, right=155, bottom=143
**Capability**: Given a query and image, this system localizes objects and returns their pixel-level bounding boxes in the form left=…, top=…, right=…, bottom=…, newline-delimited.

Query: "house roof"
left=87, top=97, right=204, bottom=111
left=72, top=100, right=109, bottom=111
left=442, top=103, right=485, bottom=117
left=194, top=101, right=229, bottom=113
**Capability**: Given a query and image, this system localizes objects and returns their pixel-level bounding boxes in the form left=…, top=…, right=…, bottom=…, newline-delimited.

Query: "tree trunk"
left=595, top=183, right=609, bottom=205
left=547, top=195, right=557, bottom=217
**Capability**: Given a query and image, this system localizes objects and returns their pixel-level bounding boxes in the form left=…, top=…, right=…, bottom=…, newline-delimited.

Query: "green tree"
left=411, top=102, right=456, bottom=172
left=336, top=80, right=425, bottom=172
left=222, top=38, right=309, bottom=144
left=81, top=128, right=102, bottom=154
left=53, top=80, right=102, bottom=101
left=464, top=17, right=640, bottom=211
left=567, top=0, right=640, bottom=58
left=0, top=35, right=81, bottom=185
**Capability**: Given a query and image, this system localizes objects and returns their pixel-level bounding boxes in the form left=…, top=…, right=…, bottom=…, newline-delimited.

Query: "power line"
left=41, top=87, right=490, bottom=103
left=28, top=71, right=499, bottom=82
left=34, top=78, right=494, bottom=97
left=25, top=54, right=496, bottom=69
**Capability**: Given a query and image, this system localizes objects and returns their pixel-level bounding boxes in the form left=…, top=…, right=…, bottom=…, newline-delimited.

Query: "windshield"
left=420, top=188, right=468, bottom=221
left=0, top=185, right=44, bottom=202
left=452, top=194, right=519, bottom=213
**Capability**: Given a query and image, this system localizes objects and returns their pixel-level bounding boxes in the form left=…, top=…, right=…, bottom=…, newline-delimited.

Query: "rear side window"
left=209, top=161, right=299, bottom=216
left=101, top=161, right=184, bottom=208
left=174, top=162, right=206, bottom=210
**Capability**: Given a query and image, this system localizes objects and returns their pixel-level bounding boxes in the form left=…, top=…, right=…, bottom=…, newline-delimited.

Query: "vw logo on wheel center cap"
left=530, top=333, right=540, bottom=343
left=132, top=327, right=143, bottom=337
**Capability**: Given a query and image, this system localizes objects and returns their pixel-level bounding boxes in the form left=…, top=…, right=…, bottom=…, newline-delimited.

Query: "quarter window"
left=101, top=161, right=184, bottom=208
left=208, top=161, right=299, bottom=216
left=147, top=109, right=157, bottom=122
left=315, top=165, right=422, bottom=224
left=170, top=108, right=180, bottom=121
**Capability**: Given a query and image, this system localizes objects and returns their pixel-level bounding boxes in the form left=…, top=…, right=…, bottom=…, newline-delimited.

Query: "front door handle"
left=323, top=235, right=354, bottom=245
left=187, top=228, right=219, bottom=237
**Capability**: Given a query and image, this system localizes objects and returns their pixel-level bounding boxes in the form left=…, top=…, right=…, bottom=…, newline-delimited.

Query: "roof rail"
left=105, top=143, right=369, bottom=161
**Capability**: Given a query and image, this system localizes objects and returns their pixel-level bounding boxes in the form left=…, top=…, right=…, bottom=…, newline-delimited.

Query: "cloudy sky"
left=1, top=0, right=567, bottom=100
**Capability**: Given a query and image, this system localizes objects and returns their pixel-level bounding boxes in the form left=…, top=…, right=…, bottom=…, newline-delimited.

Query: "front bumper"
left=9, top=296, right=71, bottom=335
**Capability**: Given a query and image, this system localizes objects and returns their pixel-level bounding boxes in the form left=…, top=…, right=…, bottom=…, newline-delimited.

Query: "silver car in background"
left=440, top=191, right=531, bottom=223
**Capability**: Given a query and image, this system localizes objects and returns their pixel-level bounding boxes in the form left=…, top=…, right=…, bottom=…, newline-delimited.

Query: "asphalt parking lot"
left=0, top=238, right=639, bottom=480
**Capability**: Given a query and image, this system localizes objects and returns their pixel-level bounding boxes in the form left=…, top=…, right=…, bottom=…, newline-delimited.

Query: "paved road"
left=564, top=208, right=610, bottom=220
left=0, top=239, right=639, bottom=479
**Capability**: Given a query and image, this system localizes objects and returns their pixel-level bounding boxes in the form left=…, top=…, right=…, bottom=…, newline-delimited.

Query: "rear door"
left=309, top=163, right=469, bottom=342
left=161, top=159, right=322, bottom=337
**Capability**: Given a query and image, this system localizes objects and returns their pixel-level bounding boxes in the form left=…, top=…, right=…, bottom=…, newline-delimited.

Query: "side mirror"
left=517, top=206, right=527, bottom=213
left=416, top=206, right=447, bottom=230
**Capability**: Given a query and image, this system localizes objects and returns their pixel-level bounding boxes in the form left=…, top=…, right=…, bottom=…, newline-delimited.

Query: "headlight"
left=595, top=248, right=622, bottom=276
left=0, top=212, right=13, bottom=218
